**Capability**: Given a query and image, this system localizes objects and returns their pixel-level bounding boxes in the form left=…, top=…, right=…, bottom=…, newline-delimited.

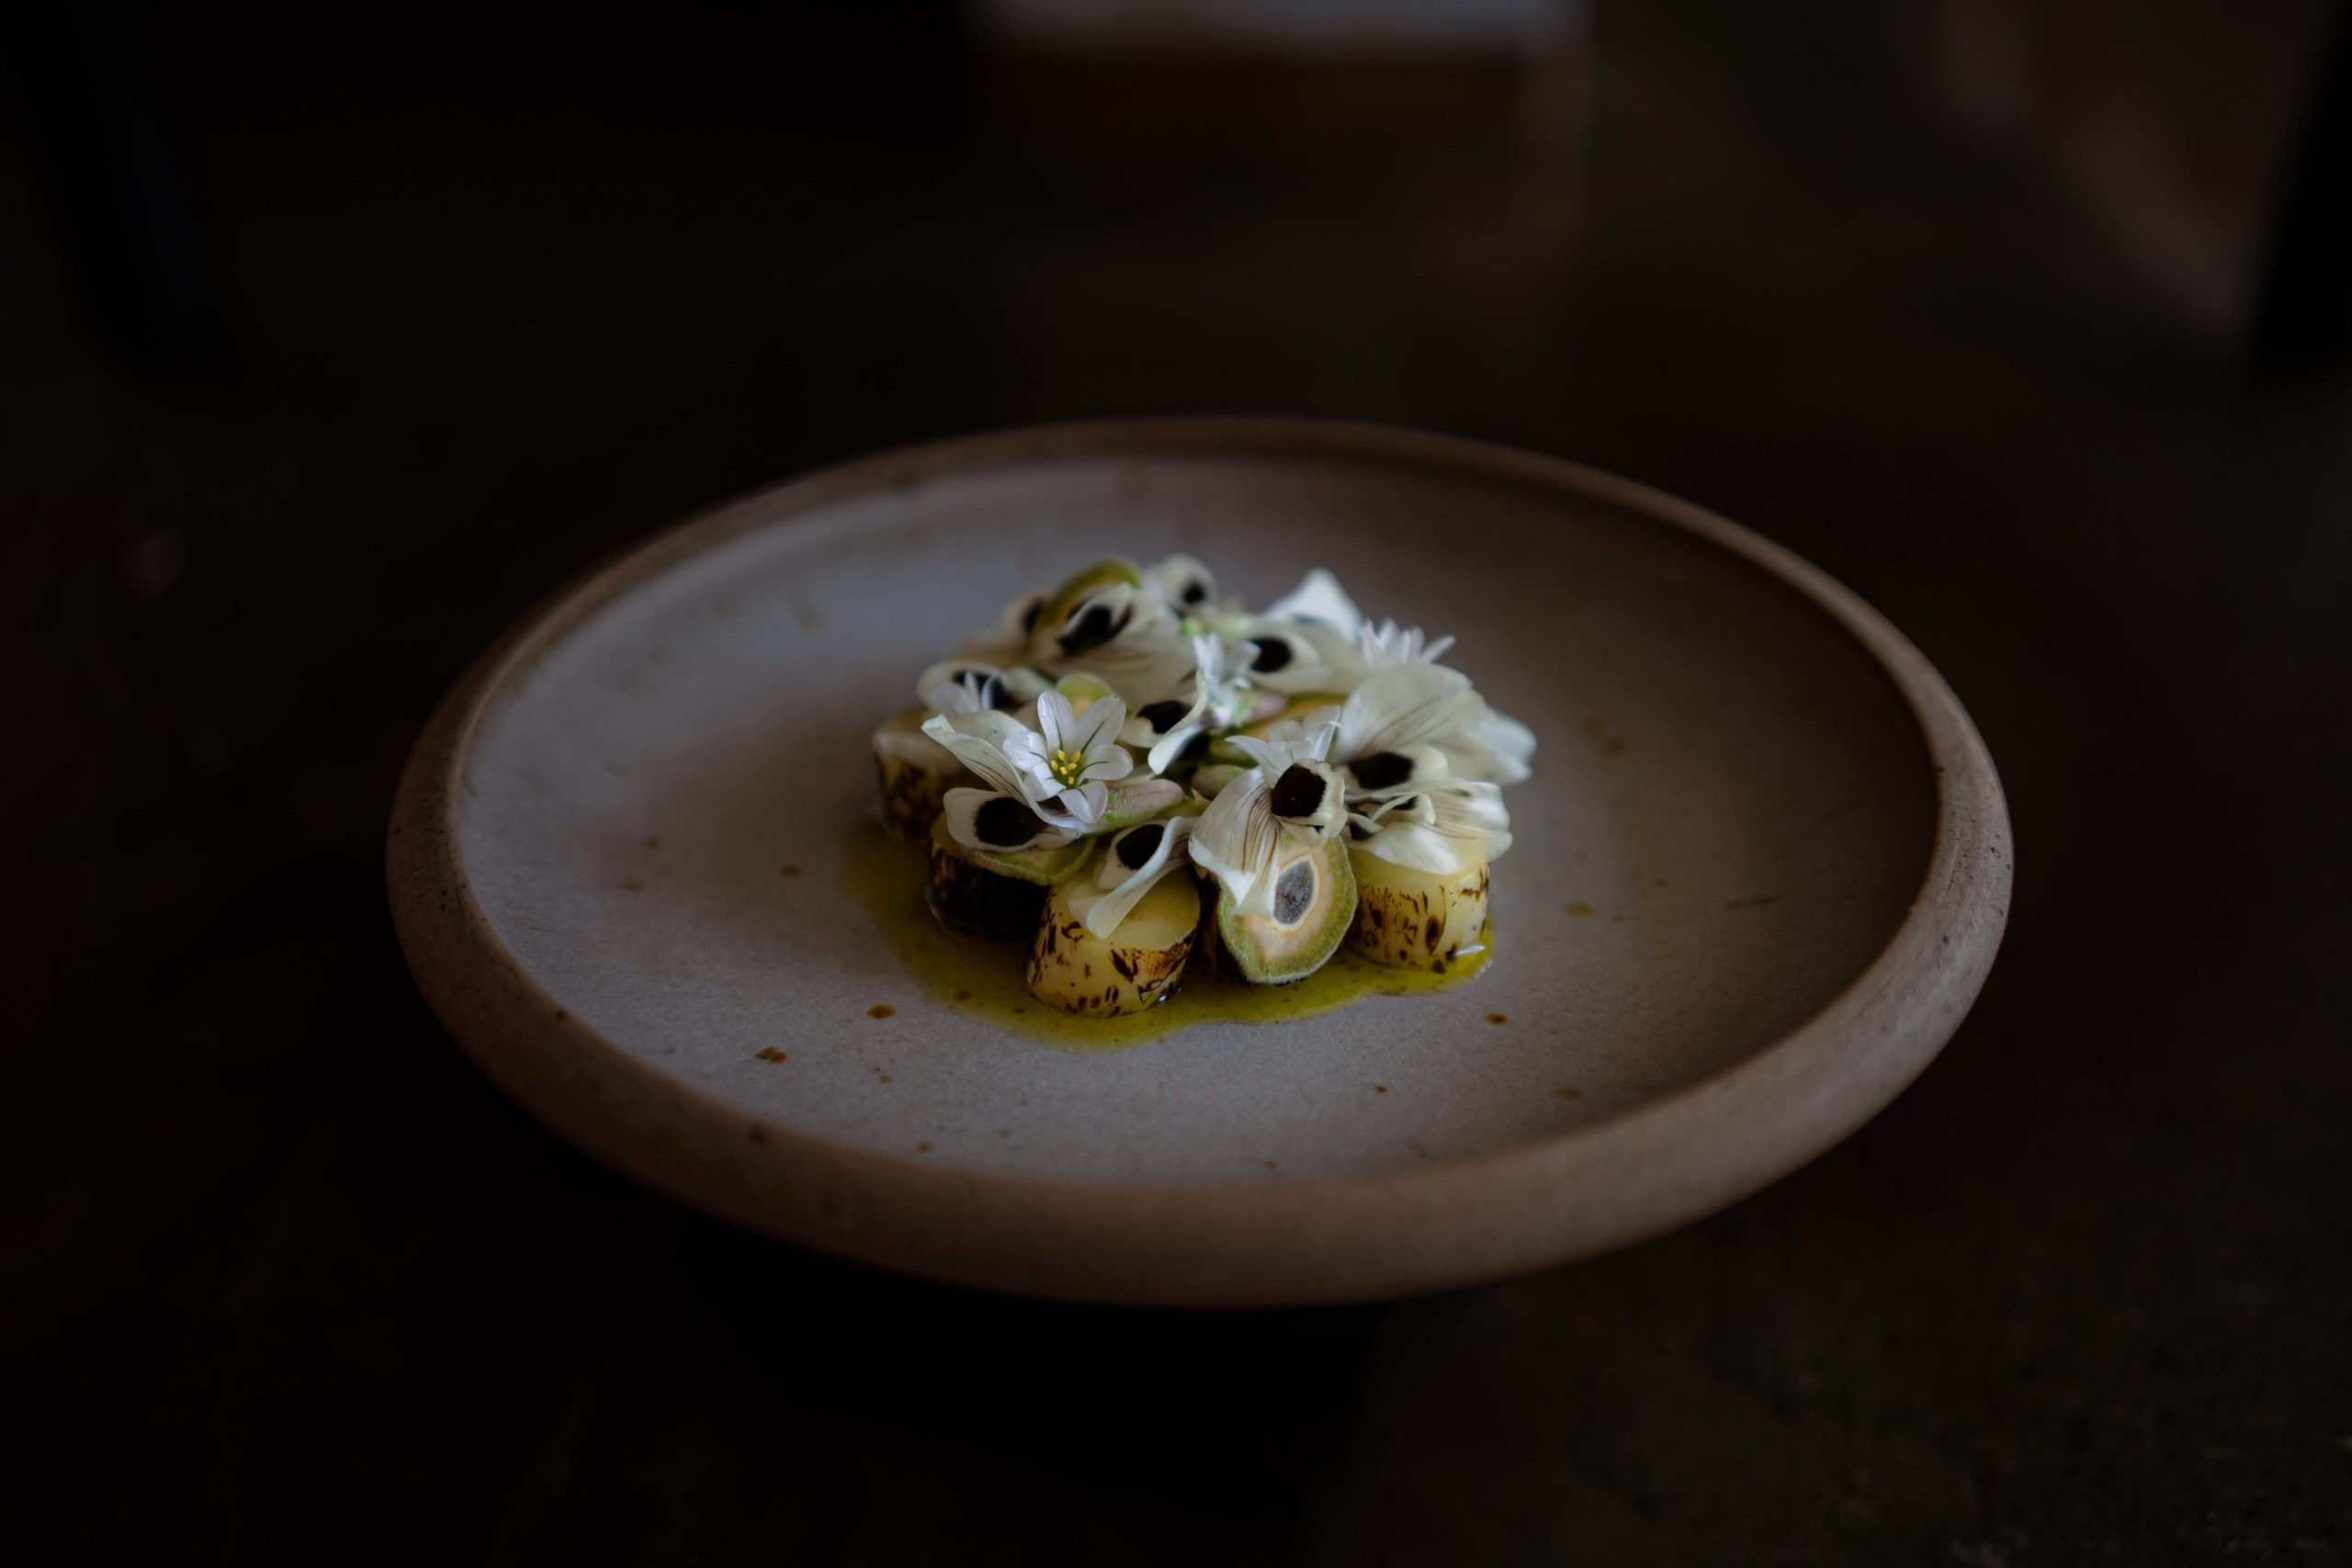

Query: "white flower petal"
left=1072, top=696, right=1130, bottom=769
left=1016, top=690, right=1136, bottom=805
left=1059, top=779, right=1110, bottom=826
left=1190, top=630, right=1229, bottom=684
left=1103, top=777, right=1184, bottom=823
left=1294, top=620, right=1372, bottom=689
left=1141, top=555, right=1218, bottom=613
left=1245, top=690, right=1290, bottom=723
left=1186, top=769, right=1285, bottom=918
left=1035, top=583, right=1195, bottom=702
left=1333, top=664, right=1486, bottom=761
left=1095, top=818, right=1170, bottom=887
left=928, top=708, right=1027, bottom=746
left=959, top=588, right=1050, bottom=666
left=939, top=665, right=1048, bottom=716
left=1060, top=641, right=1197, bottom=706
left=1206, top=684, right=1256, bottom=729
left=1340, top=742, right=1450, bottom=797
left=924, top=681, right=973, bottom=716
left=1223, top=614, right=1365, bottom=696
left=915, top=659, right=1005, bottom=713
left=1224, top=735, right=1284, bottom=773
left=1069, top=817, right=1195, bottom=939
left=1190, top=604, right=1258, bottom=641
left=1348, top=785, right=1436, bottom=830
left=1438, top=703, right=1537, bottom=785
left=1146, top=719, right=1205, bottom=777
left=1227, top=719, right=1337, bottom=774
left=997, top=668, right=1053, bottom=705
left=1270, top=758, right=1348, bottom=841
left=1000, top=730, right=1066, bottom=805
left=921, top=711, right=1035, bottom=799
left=1188, top=763, right=1244, bottom=798
left=942, top=787, right=1072, bottom=853
left=1265, top=568, right=1363, bottom=631
left=1035, top=689, right=1077, bottom=753
left=1041, top=581, right=1147, bottom=654
left=1355, top=619, right=1456, bottom=671
left=1129, top=633, right=1261, bottom=771
left=1353, top=781, right=1513, bottom=874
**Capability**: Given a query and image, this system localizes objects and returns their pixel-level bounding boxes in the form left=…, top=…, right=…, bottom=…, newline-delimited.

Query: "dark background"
left=7, top=1, right=2351, bottom=1562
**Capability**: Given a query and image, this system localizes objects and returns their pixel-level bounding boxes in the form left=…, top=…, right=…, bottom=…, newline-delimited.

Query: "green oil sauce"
left=839, top=823, right=1493, bottom=1053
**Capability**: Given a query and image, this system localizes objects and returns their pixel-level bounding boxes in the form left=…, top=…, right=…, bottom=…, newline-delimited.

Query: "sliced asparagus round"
left=1198, top=830, right=1357, bottom=985
left=872, top=706, right=965, bottom=840
left=925, top=813, right=1088, bottom=938
left=1348, top=849, right=1490, bottom=973
left=1024, top=853, right=1200, bottom=1017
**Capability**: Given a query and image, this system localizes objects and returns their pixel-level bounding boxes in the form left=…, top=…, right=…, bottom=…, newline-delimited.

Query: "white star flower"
left=1120, top=632, right=1261, bottom=773
left=1002, top=690, right=1134, bottom=829
left=1356, top=618, right=1455, bottom=671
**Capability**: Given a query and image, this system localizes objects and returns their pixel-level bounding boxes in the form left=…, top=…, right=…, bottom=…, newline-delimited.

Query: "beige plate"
left=389, top=419, right=2008, bottom=1306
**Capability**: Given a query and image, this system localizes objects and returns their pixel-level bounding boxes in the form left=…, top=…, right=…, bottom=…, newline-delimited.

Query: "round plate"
left=389, top=419, right=2008, bottom=1305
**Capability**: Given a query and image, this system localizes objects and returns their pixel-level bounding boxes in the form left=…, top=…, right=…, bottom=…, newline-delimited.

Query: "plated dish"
left=871, top=553, right=1531, bottom=1031
left=388, top=420, right=2010, bottom=1305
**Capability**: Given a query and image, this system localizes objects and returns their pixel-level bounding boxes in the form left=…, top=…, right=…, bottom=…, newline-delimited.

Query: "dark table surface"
left=8, top=4, right=2349, bottom=1562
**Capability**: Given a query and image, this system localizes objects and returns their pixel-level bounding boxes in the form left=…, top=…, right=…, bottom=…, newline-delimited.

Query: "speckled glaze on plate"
left=388, top=419, right=2009, bottom=1306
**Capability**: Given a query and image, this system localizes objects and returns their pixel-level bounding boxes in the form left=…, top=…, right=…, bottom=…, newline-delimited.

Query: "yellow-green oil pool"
left=841, top=824, right=1492, bottom=1052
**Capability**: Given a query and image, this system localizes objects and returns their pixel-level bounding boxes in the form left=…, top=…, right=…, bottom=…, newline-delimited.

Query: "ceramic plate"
left=389, top=420, right=2008, bottom=1305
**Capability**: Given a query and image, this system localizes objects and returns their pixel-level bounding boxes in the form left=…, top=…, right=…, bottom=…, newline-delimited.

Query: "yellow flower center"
left=1048, top=745, right=1086, bottom=786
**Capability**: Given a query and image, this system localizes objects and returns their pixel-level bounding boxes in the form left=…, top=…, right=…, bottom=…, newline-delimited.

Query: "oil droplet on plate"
left=1487, top=1012, right=1509, bottom=1025
left=867, top=1004, right=896, bottom=1020
left=1566, top=901, right=1595, bottom=918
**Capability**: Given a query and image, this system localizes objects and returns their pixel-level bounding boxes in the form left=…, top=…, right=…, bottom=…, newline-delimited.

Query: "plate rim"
left=387, top=416, right=2011, bottom=1306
